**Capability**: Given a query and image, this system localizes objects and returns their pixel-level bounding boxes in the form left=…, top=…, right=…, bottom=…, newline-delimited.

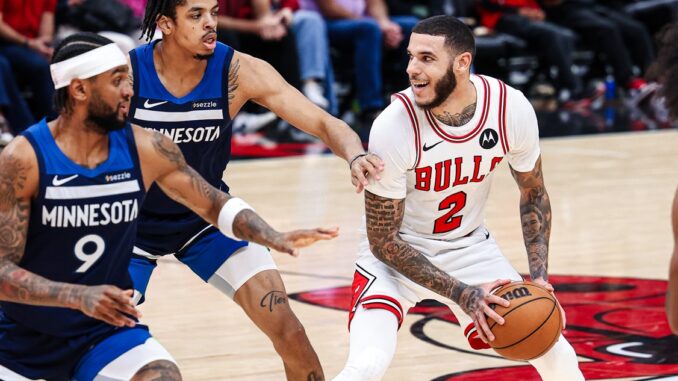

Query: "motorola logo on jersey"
left=148, top=126, right=221, bottom=144
left=290, top=274, right=678, bottom=381
left=479, top=129, right=499, bottom=149
left=192, top=101, right=217, bottom=109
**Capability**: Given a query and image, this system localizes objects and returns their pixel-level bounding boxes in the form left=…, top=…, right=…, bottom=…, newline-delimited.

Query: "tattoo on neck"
left=228, top=58, right=240, bottom=106
left=433, top=102, right=476, bottom=126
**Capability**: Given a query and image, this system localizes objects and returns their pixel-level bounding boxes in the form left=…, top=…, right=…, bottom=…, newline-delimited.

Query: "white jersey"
left=364, top=74, right=540, bottom=253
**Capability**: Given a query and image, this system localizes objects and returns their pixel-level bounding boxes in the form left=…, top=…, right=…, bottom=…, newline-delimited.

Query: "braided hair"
left=140, top=0, right=187, bottom=42
left=52, top=32, right=115, bottom=114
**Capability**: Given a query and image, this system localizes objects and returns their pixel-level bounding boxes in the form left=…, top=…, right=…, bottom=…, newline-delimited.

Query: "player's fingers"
left=556, top=298, right=567, bottom=329
left=486, top=293, right=510, bottom=308
left=357, top=159, right=381, bottom=181
left=475, top=311, right=495, bottom=342
left=352, top=165, right=369, bottom=188
left=542, top=282, right=555, bottom=292
left=355, top=181, right=365, bottom=193
left=483, top=304, right=505, bottom=325
left=106, top=287, right=134, bottom=307
left=365, top=154, right=384, bottom=170
left=315, top=227, right=339, bottom=236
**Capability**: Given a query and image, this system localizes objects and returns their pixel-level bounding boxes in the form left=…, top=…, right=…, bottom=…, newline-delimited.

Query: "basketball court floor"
left=139, top=130, right=678, bottom=380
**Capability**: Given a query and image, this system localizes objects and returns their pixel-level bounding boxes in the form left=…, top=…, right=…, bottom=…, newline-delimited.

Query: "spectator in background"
left=300, top=0, right=418, bottom=128
left=477, top=0, right=583, bottom=103
left=55, top=0, right=143, bottom=53
left=0, top=55, right=35, bottom=142
left=0, top=0, right=56, bottom=120
left=540, top=0, right=654, bottom=93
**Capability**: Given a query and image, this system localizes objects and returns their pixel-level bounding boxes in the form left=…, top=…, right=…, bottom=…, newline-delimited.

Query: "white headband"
left=50, top=43, right=127, bottom=89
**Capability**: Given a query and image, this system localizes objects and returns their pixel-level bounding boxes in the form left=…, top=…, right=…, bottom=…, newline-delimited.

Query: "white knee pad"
left=529, top=335, right=585, bottom=381
left=332, top=308, right=399, bottom=381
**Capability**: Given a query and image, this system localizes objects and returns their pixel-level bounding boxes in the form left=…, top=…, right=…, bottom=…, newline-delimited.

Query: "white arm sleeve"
left=505, top=87, right=541, bottom=172
left=364, top=103, right=416, bottom=199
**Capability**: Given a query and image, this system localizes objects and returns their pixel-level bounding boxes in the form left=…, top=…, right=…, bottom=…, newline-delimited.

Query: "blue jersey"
left=4, top=120, right=145, bottom=337
left=129, top=41, right=235, bottom=255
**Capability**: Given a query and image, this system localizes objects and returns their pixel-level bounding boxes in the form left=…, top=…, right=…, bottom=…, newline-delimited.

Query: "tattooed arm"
left=668, top=187, right=678, bottom=334
left=133, top=126, right=337, bottom=255
left=229, top=51, right=383, bottom=192
left=510, top=156, right=551, bottom=282
left=0, top=138, right=138, bottom=326
left=365, top=190, right=509, bottom=341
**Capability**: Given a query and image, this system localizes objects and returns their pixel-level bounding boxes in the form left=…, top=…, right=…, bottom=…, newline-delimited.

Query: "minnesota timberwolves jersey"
left=4, top=120, right=145, bottom=337
left=129, top=41, right=234, bottom=255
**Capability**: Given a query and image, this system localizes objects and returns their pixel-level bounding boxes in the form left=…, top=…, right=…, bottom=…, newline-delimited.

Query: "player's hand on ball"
left=76, top=286, right=140, bottom=328
left=350, top=153, right=384, bottom=193
left=460, top=279, right=512, bottom=343
left=274, top=227, right=339, bottom=257
left=532, top=277, right=566, bottom=329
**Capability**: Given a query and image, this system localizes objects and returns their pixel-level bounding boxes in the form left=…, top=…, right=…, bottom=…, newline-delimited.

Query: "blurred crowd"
left=0, top=0, right=676, bottom=145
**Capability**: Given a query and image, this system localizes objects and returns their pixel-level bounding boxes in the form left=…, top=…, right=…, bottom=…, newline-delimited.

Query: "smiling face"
left=406, top=33, right=468, bottom=110
left=160, top=0, right=219, bottom=60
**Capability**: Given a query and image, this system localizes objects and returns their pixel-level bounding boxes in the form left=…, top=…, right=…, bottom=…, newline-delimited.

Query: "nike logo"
left=52, top=174, right=79, bottom=186
left=144, top=99, right=168, bottom=109
left=422, top=141, right=443, bottom=152
left=484, top=231, right=490, bottom=240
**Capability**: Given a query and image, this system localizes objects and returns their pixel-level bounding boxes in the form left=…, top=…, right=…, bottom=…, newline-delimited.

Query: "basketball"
left=487, top=281, right=562, bottom=361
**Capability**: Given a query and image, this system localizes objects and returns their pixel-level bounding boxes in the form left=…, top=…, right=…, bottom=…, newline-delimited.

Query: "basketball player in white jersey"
left=332, top=15, right=585, bottom=380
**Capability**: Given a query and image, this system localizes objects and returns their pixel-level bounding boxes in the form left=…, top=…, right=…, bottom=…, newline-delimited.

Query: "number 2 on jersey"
left=74, top=234, right=105, bottom=273
left=433, top=191, right=467, bottom=234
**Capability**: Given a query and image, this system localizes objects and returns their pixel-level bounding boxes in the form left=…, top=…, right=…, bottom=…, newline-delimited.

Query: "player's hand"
left=533, top=277, right=566, bottom=329
left=76, top=286, right=140, bottom=327
left=459, top=279, right=512, bottom=343
left=272, top=227, right=339, bottom=257
left=351, top=153, right=384, bottom=193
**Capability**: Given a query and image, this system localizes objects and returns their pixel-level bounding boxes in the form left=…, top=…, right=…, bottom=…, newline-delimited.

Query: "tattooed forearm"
left=365, top=191, right=481, bottom=313
left=228, top=58, right=240, bottom=106
left=232, top=209, right=283, bottom=247
left=432, top=102, right=476, bottom=126
left=132, top=360, right=182, bottom=381
left=511, top=157, right=551, bottom=281
left=0, top=153, right=83, bottom=308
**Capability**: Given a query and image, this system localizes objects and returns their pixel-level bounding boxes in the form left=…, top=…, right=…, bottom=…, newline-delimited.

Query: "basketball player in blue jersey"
left=0, top=32, right=337, bottom=381
left=127, top=0, right=383, bottom=379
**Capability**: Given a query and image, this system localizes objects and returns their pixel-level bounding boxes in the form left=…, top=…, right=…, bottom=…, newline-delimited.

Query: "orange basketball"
left=487, top=281, right=562, bottom=361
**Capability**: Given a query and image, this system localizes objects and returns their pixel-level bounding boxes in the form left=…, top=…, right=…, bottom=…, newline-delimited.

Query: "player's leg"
left=73, top=326, right=180, bottom=381
left=333, top=257, right=415, bottom=381
left=176, top=230, right=321, bottom=380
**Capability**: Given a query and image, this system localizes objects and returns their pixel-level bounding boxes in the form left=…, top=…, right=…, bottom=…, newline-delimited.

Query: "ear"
left=455, top=52, right=473, bottom=73
left=156, top=14, right=173, bottom=36
left=69, top=79, right=88, bottom=102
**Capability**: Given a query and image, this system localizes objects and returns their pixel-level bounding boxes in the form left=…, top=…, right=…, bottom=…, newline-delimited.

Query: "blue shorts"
left=0, top=311, right=151, bottom=381
left=130, top=226, right=249, bottom=303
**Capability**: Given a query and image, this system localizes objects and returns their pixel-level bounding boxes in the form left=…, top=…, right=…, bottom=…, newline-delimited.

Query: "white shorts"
left=349, top=226, right=522, bottom=329
left=208, top=242, right=278, bottom=298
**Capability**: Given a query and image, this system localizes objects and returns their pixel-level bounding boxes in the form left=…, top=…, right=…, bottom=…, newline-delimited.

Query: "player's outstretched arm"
left=0, top=139, right=138, bottom=327
left=668, top=187, right=678, bottom=334
left=135, top=127, right=338, bottom=256
left=365, top=190, right=510, bottom=342
left=231, top=51, right=383, bottom=192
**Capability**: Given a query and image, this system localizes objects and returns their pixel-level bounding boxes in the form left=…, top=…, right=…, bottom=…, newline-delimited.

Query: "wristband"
left=349, top=153, right=368, bottom=169
left=217, top=198, right=254, bottom=238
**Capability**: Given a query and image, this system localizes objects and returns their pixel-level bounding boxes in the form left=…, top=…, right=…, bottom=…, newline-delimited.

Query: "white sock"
left=529, top=335, right=585, bottom=381
left=332, top=307, right=399, bottom=381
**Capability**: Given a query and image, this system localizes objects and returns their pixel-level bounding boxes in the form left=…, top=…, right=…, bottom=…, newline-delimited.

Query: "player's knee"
left=273, top=318, right=308, bottom=346
left=131, top=360, right=182, bottom=381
